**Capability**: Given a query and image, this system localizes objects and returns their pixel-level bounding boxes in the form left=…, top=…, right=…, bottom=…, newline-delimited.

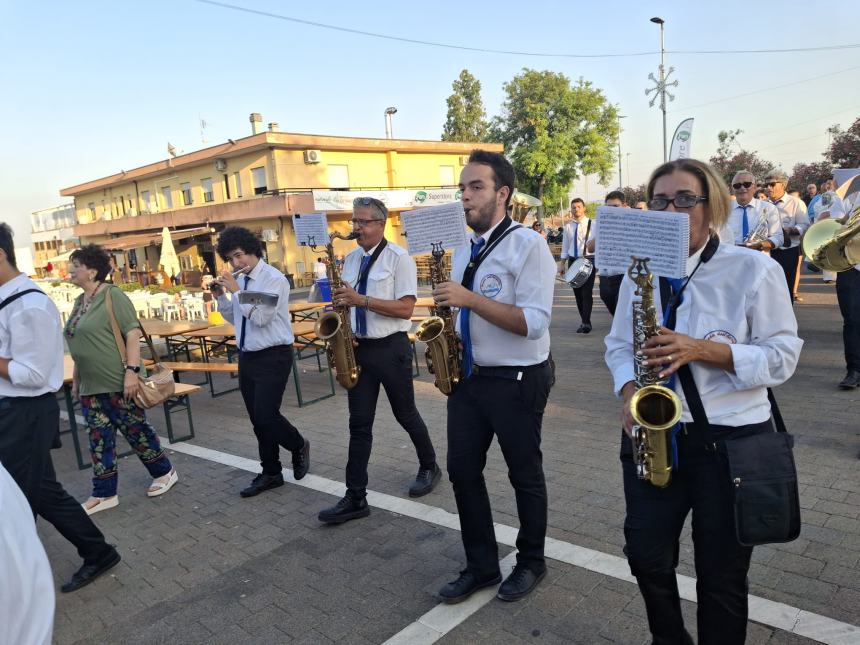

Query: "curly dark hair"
left=216, top=226, right=262, bottom=261
left=0, top=223, right=17, bottom=268
left=70, top=244, right=112, bottom=281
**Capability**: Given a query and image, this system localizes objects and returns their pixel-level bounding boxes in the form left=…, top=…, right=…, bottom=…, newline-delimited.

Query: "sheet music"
left=238, top=292, right=279, bottom=307
left=594, top=206, right=689, bottom=278
left=401, top=202, right=468, bottom=256
left=292, top=213, right=330, bottom=247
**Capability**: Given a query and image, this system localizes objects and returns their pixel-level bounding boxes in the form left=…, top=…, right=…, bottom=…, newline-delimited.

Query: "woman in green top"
left=65, top=245, right=178, bottom=515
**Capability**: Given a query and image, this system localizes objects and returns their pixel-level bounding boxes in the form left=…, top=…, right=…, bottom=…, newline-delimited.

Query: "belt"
left=472, top=360, right=548, bottom=381
left=356, top=331, right=407, bottom=344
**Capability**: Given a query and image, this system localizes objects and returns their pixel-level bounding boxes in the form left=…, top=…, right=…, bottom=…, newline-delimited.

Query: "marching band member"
left=725, top=171, right=783, bottom=253
left=764, top=169, right=810, bottom=302
left=587, top=190, right=628, bottom=316
left=318, top=197, right=440, bottom=524
left=214, top=226, right=310, bottom=498
left=559, top=198, right=596, bottom=333
left=434, top=150, right=556, bottom=604
left=605, top=159, right=802, bottom=644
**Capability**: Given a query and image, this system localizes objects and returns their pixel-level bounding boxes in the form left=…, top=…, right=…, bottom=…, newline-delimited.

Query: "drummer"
left=585, top=191, right=626, bottom=317
left=559, top=198, right=596, bottom=333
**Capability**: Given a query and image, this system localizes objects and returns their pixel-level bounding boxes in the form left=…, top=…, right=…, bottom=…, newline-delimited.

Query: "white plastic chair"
left=162, top=300, right=181, bottom=321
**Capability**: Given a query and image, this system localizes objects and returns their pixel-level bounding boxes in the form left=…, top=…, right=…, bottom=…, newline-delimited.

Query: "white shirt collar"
left=362, top=242, right=382, bottom=257
left=686, top=238, right=710, bottom=275
left=0, top=273, right=28, bottom=300
left=472, top=216, right=507, bottom=244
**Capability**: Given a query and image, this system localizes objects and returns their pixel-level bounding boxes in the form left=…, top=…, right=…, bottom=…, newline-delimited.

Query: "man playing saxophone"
left=318, top=197, right=441, bottom=525
left=723, top=170, right=783, bottom=254
left=605, top=159, right=802, bottom=644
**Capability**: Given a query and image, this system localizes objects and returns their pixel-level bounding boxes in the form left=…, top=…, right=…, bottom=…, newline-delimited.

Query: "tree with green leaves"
left=825, top=118, right=860, bottom=168
left=441, top=69, right=488, bottom=143
left=708, top=129, right=776, bottom=186
left=492, top=69, right=618, bottom=215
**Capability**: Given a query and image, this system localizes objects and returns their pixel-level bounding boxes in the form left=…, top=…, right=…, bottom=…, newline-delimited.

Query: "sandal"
left=147, top=469, right=179, bottom=498
left=82, top=496, right=119, bottom=515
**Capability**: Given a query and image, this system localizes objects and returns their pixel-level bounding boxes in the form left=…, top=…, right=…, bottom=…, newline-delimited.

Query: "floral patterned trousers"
left=81, top=393, right=172, bottom=497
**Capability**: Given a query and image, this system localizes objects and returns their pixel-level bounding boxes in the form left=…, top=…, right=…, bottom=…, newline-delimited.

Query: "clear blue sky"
left=2, top=0, right=859, bottom=246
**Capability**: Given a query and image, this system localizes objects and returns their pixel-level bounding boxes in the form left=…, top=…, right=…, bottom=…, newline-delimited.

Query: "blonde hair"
left=646, top=158, right=731, bottom=232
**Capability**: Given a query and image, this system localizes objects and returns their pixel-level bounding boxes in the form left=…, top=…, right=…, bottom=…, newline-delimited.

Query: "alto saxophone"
left=415, top=243, right=461, bottom=395
left=314, top=232, right=361, bottom=389
left=627, top=257, right=683, bottom=488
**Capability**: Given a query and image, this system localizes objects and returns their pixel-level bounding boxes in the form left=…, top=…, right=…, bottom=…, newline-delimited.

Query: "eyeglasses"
left=646, top=194, right=708, bottom=211
left=350, top=218, right=382, bottom=226
left=764, top=182, right=781, bottom=188
left=732, top=181, right=754, bottom=190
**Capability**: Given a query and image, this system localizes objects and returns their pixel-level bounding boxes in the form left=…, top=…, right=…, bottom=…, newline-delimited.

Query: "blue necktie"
left=572, top=221, right=579, bottom=259
left=239, top=275, right=250, bottom=350
left=459, top=238, right=486, bottom=378
left=740, top=205, right=750, bottom=240
left=355, top=255, right=371, bottom=336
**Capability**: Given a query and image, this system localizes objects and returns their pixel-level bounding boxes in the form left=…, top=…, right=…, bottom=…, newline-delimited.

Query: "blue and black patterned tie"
left=459, top=238, right=486, bottom=378
left=355, top=255, right=371, bottom=336
left=740, top=205, right=750, bottom=240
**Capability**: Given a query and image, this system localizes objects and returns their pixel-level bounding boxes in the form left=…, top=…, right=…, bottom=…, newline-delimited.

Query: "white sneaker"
left=82, top=496, right=119, bottom=515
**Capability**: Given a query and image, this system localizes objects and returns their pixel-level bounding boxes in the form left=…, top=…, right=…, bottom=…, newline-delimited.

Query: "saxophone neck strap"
left=356, top=238, right=388, bottom=291
left=461, top=217, right=521, bottom=288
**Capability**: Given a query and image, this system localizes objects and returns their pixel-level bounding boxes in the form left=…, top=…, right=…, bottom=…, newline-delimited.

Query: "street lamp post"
left=617, top=114, right=626, bottom=189
left=384, top=107, right=398, bottom=139
left=645, top=17, right=678, bottom=163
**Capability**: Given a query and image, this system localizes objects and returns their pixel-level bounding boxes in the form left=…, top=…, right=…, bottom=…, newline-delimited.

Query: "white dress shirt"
left=451, top=219, right=556, bottom=367
left=0, top=464, right=54, bottom=645
left=771, top=194, right=810, bottom=249
left=723, top=198, right=784, bottom=251
left=0, top=274, right=64, bottom=397
left=605, top=241, right=803, bottom=426
left=217, top=260, right=294, bottom=350
left=560, top=218, right=594, bottom=260
left=341, top=241, right=416, bottom=339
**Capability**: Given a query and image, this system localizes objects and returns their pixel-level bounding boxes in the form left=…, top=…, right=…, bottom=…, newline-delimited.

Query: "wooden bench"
left=161, top=361, right=240, bottom=398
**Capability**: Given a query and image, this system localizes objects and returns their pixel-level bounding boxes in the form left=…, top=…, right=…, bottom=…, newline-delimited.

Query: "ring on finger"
left=667, top=354, right=673, bottom=362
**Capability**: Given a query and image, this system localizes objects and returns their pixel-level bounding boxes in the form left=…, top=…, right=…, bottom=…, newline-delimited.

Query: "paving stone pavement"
left=41, top=270, right=857, bottom=644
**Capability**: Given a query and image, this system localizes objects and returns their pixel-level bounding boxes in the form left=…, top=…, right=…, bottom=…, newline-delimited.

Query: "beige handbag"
left=105, top=289, right=175, bottom=409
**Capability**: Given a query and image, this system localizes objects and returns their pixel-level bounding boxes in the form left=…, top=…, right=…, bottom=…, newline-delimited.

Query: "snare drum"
left=563, top=257, right=594, bottom=288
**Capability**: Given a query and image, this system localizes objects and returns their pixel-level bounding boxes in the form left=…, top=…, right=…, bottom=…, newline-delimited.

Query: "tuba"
left=802, top=203, right=860, bottom=272
left=314, top=232, right=362, bottom=389
left=415, top=243, right=461, bottom=395
left=627, top=257, right=683, bottom=488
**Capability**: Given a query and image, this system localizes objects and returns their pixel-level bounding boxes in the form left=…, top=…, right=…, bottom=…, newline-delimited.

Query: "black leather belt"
left=472, top=360, right=549, bottom=381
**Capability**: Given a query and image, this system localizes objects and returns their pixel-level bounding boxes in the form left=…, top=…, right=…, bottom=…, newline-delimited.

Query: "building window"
left=181, top=182, right=193, bottom=206
left=202, top=178, right=214, bottom=203
left=439, top=165, right=456, bottom=187
left=140, top=191, right=150, bottom=213
left=328, top=165, right=350, bottom=189
left=87, top=202, right=96, bottom=219
left=223, top=174, right=231, bottom=200
left=251, top=167, right=267, bottom=195
left=161, top=186, right=174, bottom=210
left=234, top=171, right=243, bottom=198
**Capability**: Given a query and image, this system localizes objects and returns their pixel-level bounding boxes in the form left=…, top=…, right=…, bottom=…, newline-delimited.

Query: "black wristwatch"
left=125, top=365, right=141, bottom=373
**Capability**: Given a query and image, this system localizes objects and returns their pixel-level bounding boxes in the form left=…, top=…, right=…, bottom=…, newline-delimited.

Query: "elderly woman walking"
left=65, top=244, right=178, bottom=515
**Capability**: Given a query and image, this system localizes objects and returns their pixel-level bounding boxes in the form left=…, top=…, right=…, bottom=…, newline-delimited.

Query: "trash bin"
left=315, top=278, right=332, bottom=303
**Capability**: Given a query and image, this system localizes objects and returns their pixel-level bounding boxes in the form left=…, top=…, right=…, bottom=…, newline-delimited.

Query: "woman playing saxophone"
left=604, top=159, right=803, bottom=645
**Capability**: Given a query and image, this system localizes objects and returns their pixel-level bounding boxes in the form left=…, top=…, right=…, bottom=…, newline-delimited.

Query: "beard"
left=465, top=198, right=498, bottom=234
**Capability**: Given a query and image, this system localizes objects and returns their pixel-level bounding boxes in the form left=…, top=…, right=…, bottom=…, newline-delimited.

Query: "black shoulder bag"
left=677, top=366, right=801, bottom=546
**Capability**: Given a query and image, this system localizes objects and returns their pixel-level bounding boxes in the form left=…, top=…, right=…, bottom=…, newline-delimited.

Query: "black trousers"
left=238, top=345, right=304, bottom=475
left=837, top=268, right=860, bottom=372
left=599, top=273, right=624, bottom=317
left=771, top=245, right=800, bottom=301
left=568, top=257, right=596, bottom=325
left=447, top=362, right=552, bottom=577
left=0, top=394, right=111, bottom=564
left=621, top=420, right=772, bottom=645
left=346, top=332, right=435, bottom=496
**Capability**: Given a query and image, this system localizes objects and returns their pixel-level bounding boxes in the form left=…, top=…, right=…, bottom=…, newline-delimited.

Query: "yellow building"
left=61, top=113, right=501, bottom=285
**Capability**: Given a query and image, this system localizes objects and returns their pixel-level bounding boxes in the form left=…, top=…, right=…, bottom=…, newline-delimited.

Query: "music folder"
left=238, top=291, right=279, bottom=307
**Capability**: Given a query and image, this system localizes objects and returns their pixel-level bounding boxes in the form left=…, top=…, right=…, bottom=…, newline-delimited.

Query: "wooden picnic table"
left=141, top=320, right=210, bottom=337
left=415, top=296, right=435, bottom=309
left=289, top=302, right=328, bottom=321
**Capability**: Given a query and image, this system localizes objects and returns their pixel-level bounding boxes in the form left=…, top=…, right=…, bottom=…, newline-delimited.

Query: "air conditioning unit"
left=261, top=229, right=279, bottom=242
left=214, top=158, right=228, bottom=172
left=459, top=155, right=470, bottom=165
left=303, top=149, right=322, bottom=164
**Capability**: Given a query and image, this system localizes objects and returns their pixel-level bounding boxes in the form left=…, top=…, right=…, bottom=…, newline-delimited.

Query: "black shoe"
left=61, top=547, right=121, bottom=593
left=408, top=463, right=441, bottom=497
left=318, top=494, right=370, bottom=524
left=496, top=564, right=546, bottom=602
left=838, top=370, right=860, bottom=390
left=581, top=324, right=592, bottom=334
left=576, top=324, right=586, bottom=333
left=438, top=570, right=502, bottom=604
left=240, top=473, right=284, bottom=498
left=292, top=439, right=310, bottom=480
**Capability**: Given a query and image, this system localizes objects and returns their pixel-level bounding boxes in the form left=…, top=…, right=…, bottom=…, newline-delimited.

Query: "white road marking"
left=160, top=440, right=860, bottom=645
